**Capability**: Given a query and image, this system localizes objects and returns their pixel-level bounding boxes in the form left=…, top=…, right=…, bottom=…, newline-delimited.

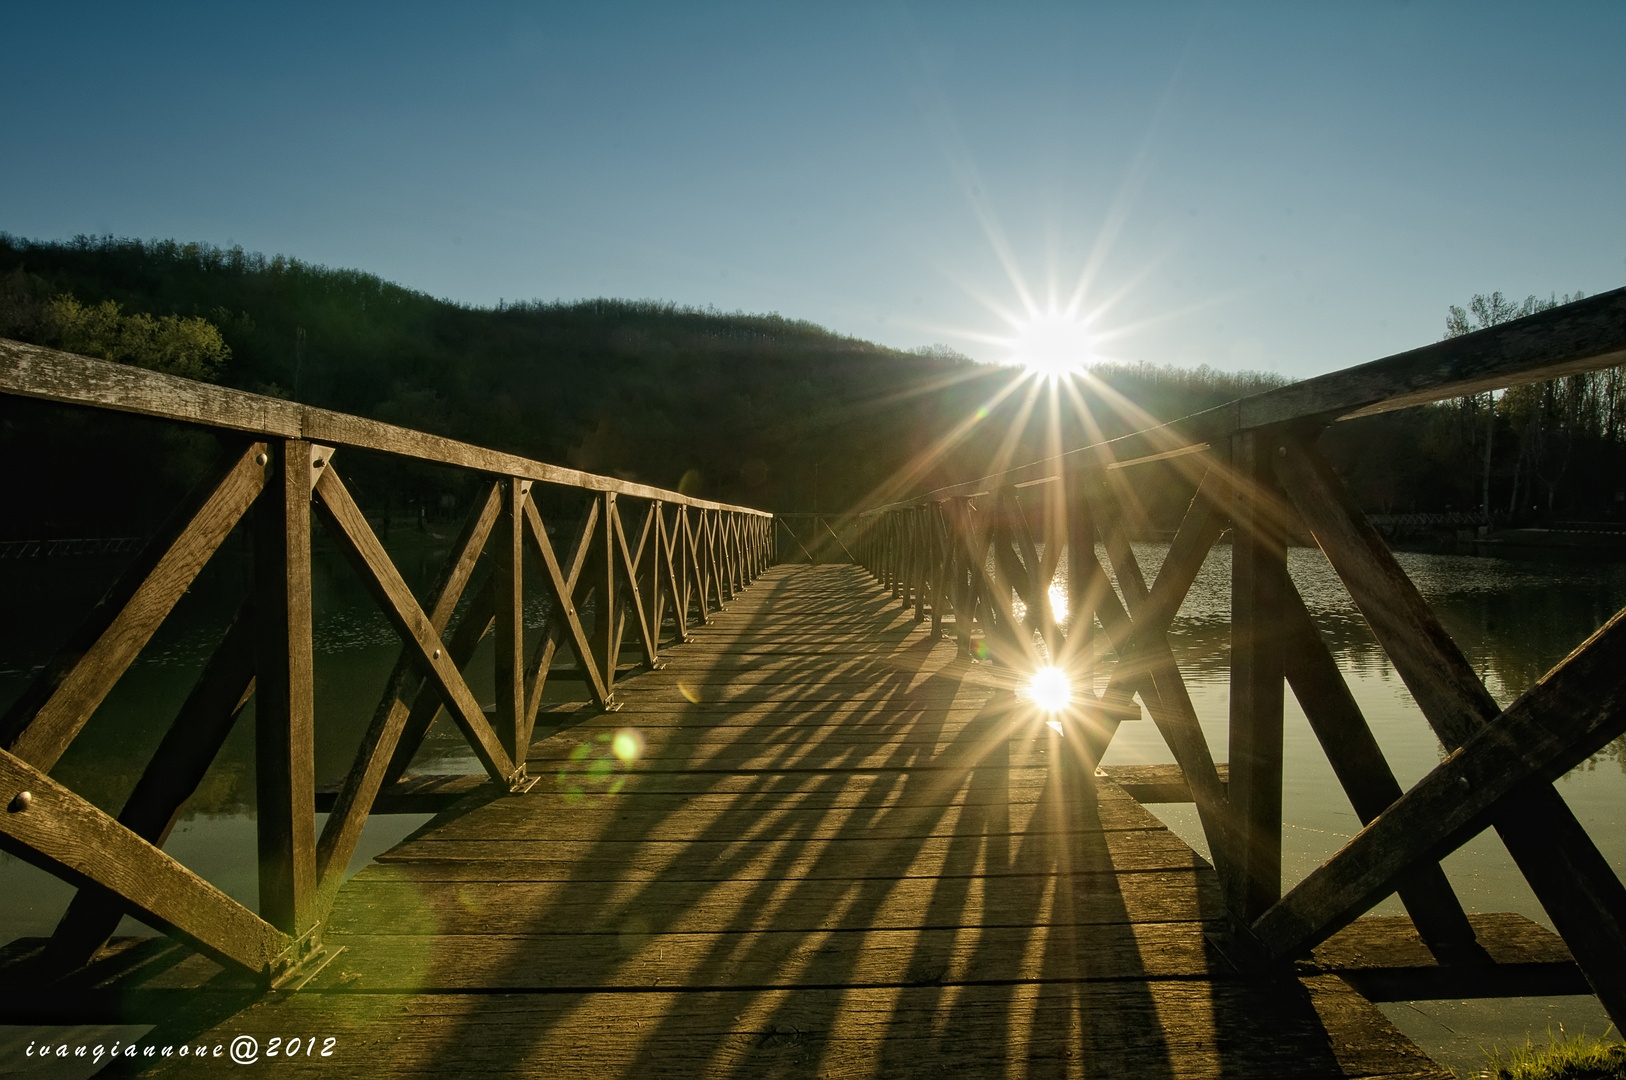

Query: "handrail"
left=869, top=285, right=1626, bottom=510
left=0, top=338, right=769, bottom=517
left=0, top=342, right=774, bottom=988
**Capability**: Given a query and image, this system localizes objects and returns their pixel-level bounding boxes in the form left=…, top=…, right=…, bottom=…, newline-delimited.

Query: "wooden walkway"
left=150, top=564, right=1446, bottom=1077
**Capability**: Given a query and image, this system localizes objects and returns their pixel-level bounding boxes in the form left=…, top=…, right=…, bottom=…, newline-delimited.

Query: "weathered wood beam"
left=1226, top=431, right=1289, bottom=922
left=2, top=442, right=267, bottom=772
left=1274, top=434, right=1626, bottom=1024
left=0, top=748, right=288, bottom=978
left=380, top=577, right=496, bottom=787
left=611, top=498, right=657, bottom=666
left=253, top=439, right=320, bottom=938
left=0, top=338, right=771, bottom=517
left=1280, top=581, right=1485, bottom=964
left=1253, top=602, right=1626, bottom=974
left=1097, top=763, right=1231, bottom=804
left=1091, top=494, right=1234, bottom=878
left=493, top=478, right=529, bottom=764
left=313, top=464, right=517, bottom=786
left=44, top=603, right=258, bottom=971
left=522, top=496, right=610, bottom=706
left=314, top=484, right=501, bottom=909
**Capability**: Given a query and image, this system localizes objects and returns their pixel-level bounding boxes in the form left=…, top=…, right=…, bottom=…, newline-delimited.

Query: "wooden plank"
left=1100, top=763, right=1231, bottom=803
left=407, top=789, right=1181, bottom=843
left=0, top=337, right=771, bottom=516
left=132, top=978, right=1445, bottom=1079
left=329, top=866, right=1221, bottom=937
left=253, top=439, right=319, bottom=937
left=375, top=829, right=1207, bottom=880
left=317, top=921, right=1228, bottom=991
left=313, top=465, right=516, bottom=785
left=346, top=763, right=1073, bottom=813
left=524, top=728, right=1075, bottom=774
left=314, top=773, right=490, bottom=815
left=1309, top=914, right=1588, bottom=1001
left=0, top=748, right=286, bottom=977
left=45, top=602, right=258, bottom=970
left=1, top=441, right=267, bottom=771
left=1253, top=600, right=1626, bottom=964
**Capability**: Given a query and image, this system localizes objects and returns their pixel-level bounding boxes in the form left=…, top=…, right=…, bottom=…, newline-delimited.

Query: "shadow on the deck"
left=130, top=565, right=1440, bottom=1078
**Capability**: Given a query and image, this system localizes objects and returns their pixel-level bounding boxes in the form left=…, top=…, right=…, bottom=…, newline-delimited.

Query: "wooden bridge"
left=2, top=289, right=1625, bottom=1077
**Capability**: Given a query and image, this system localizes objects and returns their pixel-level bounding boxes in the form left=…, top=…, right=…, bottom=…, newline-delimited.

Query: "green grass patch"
left=1471, top=1030, right=1625, bottom=1080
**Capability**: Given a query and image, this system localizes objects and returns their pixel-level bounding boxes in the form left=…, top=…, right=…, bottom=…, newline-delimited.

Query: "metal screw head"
left=432, top=648, right=441, bottom=660
left=1457, top=775, right=1471, bottom=792
left=1277, top=445, right=1288, bottom=458
left=8, top=791, right=30, bottom=812
left=255, top=453, right=269, bottom=466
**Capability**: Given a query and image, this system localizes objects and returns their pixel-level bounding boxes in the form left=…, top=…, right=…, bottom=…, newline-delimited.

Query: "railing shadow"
left=320, top=564, right=1347, bottom=1076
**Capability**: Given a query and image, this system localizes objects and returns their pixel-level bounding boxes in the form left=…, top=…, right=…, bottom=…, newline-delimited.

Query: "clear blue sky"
left=5, top=2, right=1623, bottom=378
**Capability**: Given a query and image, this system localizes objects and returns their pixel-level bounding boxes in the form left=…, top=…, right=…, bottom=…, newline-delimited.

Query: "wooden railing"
left=0, top=338, right=773, bottom=988
left=853, top=286, right=1626, bottom=1027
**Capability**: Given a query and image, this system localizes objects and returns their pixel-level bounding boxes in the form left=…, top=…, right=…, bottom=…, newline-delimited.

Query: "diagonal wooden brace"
left=44, top=602, right=258, bottom=971
left=314, top=484, right=501, bottom=910
left=2, top=442, right=268, bottom=771
left=313, top=466, right=518, bottom=786
left=523, top=496, right=610, bottom=706
left=1274, top=432, right=1626, bottom=1024
left=1279, top=579, right=1485, bottom=964
left=1254, top=600, right=1626, bottom=966
left=0, top=747, right=288, bottom=979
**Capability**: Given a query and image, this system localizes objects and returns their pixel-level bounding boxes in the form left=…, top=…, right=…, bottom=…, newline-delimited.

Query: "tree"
left=1444, top=290, right=1586, bottom=521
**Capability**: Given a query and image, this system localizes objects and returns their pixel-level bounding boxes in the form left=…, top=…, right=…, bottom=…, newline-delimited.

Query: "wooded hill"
left=1, top=233, right=1620, bottom=539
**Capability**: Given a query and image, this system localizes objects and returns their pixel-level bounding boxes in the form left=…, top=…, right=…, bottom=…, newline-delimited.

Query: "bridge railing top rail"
left=0, top=337, right=769, bottom=517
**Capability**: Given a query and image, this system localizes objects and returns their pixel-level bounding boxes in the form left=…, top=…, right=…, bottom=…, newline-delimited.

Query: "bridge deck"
left=156, top=564, right=1445, bottom=1077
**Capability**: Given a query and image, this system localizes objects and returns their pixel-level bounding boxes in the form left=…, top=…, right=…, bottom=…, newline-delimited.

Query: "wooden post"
left=494, top=478, right=527, bottom=763
left=1062, top=469, right=1095, bottom=674
left=253, top=439, right=319, bottom=938
left=1226, top=430, right=1288, bottom=922
left=597, top=491, right=619, bottom=700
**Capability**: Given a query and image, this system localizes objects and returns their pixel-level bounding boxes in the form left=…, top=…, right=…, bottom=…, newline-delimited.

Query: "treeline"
left=0, top=233, right=1617, bottom=541
left=1324, top=291, right=1626, bottom=523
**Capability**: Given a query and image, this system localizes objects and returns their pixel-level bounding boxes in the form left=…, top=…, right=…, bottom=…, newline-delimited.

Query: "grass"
left=1468, top=1029, right=1626, bottom=1080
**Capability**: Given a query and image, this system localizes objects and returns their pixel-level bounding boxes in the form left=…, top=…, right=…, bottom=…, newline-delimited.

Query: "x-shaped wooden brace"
left=1, top=443, right=314, bottom=982
left=1261, top=432, right=1626, bottom=1026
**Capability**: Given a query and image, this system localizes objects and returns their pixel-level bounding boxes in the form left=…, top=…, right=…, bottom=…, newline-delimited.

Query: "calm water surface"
left=2, top=539, right=1622, bottom=1070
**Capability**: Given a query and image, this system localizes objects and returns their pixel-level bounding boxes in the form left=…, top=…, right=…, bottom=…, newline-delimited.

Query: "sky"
left=4, top=2, right=1623, bottom=379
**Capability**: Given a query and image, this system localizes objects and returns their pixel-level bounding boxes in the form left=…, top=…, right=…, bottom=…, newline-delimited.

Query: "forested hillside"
left=1, top=234, right=1620, bottom=539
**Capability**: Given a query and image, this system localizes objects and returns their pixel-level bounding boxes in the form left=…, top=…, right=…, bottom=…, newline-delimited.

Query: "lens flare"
left=1028, top=667, right=1072, bottom=712
left=1007, top=314, right=1095, bottom=378
left=611, top=728, right=645, bottom=763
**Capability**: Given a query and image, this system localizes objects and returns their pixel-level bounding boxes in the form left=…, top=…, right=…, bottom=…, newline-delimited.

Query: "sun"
left=1027, top=667, right=1073, bottom=712
left=1006, top=312, right=1096, bottom=378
